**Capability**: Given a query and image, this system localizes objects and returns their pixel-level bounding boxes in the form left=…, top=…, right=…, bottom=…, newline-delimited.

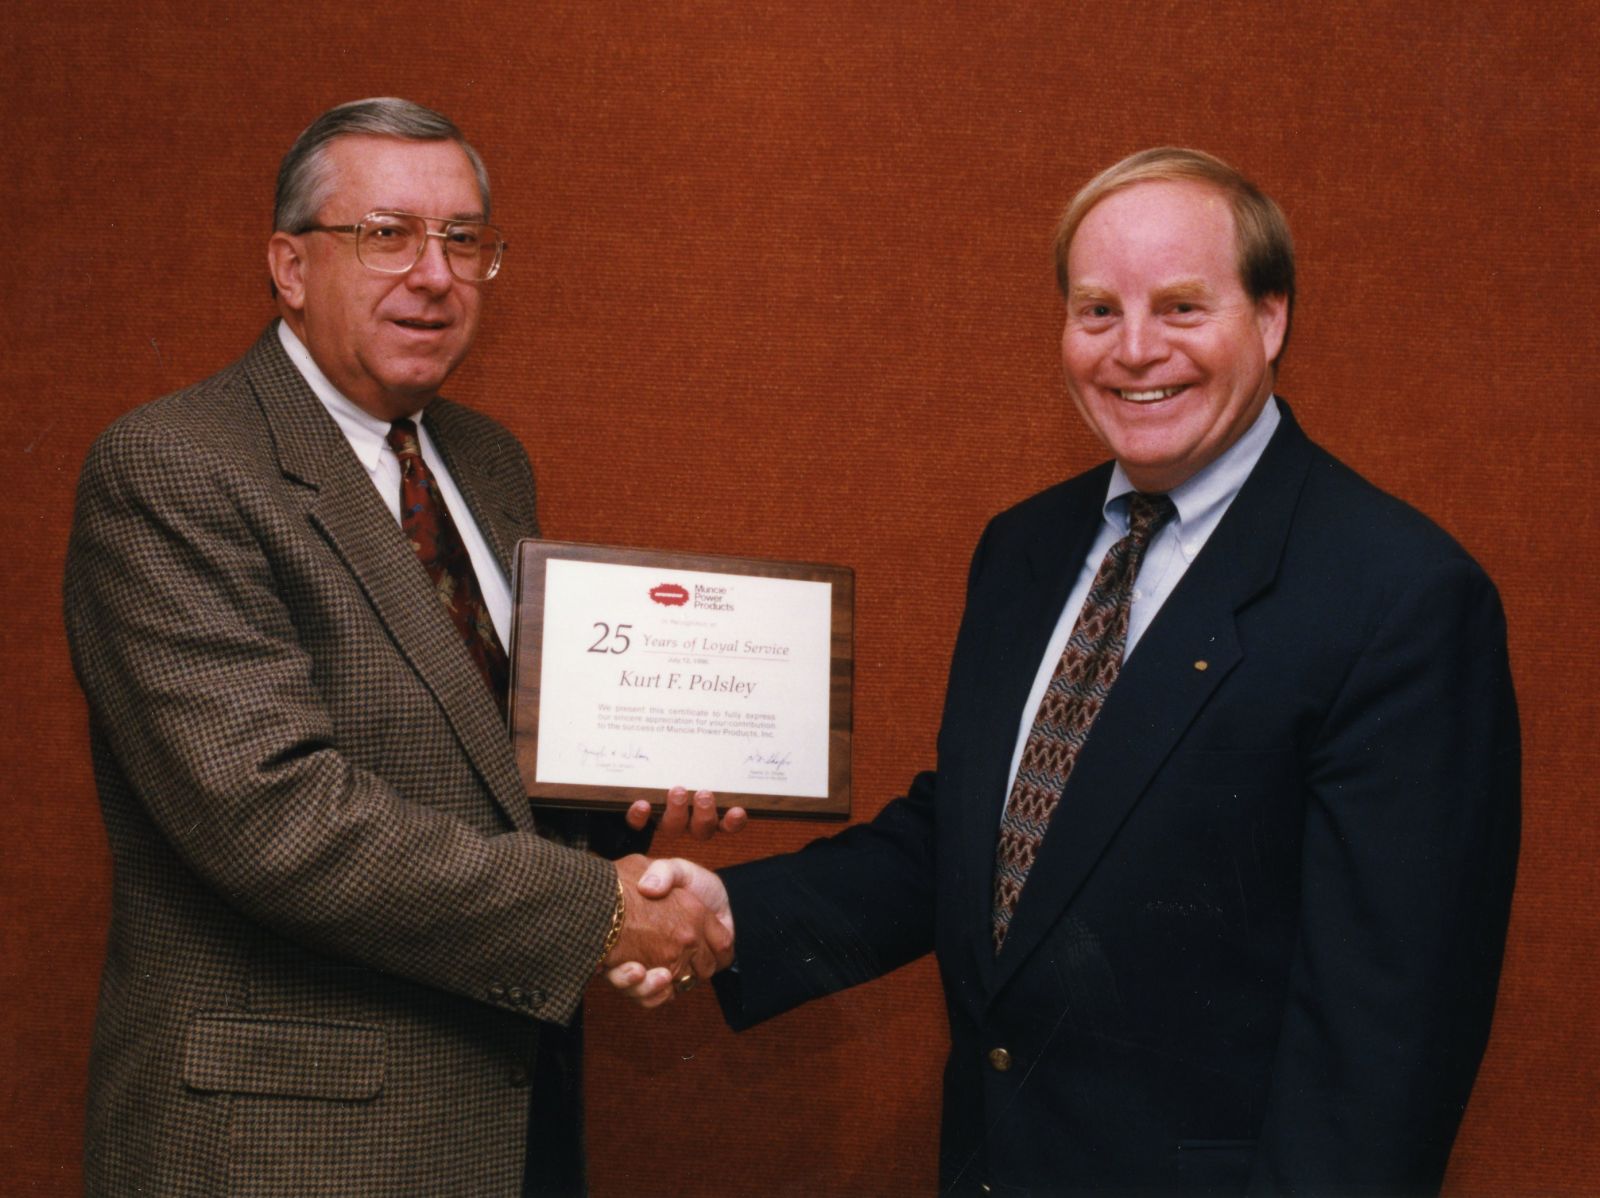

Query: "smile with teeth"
left=1114, top=385, right=1188, bottom=403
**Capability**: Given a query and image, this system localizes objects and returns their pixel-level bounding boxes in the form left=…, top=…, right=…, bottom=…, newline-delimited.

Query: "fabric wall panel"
left=4, top=3, right=1593, bottom=1193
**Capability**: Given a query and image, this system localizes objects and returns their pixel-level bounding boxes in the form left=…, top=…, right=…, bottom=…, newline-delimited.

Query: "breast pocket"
left=180, top=1013, right=385, bottom=1101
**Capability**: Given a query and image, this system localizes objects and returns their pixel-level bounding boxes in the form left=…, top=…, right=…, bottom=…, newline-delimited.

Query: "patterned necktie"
left=386, top=419, right=510, bottom=714
left=992, top=491, right=1176, bottom=952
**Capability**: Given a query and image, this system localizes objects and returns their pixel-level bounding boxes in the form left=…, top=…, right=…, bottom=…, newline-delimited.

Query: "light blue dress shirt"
left=1003, top=397, right=1282, bottom=799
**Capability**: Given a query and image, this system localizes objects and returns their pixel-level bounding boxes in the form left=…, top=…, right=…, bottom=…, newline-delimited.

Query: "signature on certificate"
left=744, top=751, right=793, bottom=769
left=579, top=743, right=651, bottom=762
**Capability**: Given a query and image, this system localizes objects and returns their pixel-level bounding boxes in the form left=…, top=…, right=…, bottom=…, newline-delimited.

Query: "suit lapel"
left=989, top=411, right=1314, bottom=997
left=956, top=472, right=1109, bottom=987
left=243, top=327, right=533, bottom=831
left=423, top=401, right=539, bottom=580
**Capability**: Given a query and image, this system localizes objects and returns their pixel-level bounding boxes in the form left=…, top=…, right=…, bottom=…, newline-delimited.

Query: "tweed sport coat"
left=715, top=406, right=1519, bottom=1195
left=64, top=325, right=633, bottom=1195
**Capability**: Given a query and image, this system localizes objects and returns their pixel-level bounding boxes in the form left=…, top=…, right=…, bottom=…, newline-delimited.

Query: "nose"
left=1113, top=312, right=1168, bottom=370
left=406, top=231, right=455, bottom=295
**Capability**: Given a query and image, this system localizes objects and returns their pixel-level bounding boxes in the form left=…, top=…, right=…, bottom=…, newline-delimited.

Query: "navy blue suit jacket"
left=716, top=406, right=1519, bottom=1196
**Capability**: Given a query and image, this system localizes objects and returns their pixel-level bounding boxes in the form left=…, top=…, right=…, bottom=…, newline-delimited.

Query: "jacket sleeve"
left=1251, top=553, right=1520, bottom=1194
left=711, top=523, right=1003, bottom=1028
left=713, top=768, right=941, bottom=1027
left=63, top=413, right=618, bottom=1026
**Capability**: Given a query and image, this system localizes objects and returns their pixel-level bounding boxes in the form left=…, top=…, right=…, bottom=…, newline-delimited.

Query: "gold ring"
left=674, top=972, right=697, bottom=993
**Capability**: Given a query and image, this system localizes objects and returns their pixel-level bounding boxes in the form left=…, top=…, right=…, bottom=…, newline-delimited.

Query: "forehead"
left=1068, top=180, right=1239, bottom=289
left=319, top=135, right=483, bottom=218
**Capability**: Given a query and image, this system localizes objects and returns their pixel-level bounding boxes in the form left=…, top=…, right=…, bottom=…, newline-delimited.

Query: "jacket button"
left=987, top=1047, right=1013, bottom=1072
left=509, top=986, right=528, bottom=1008
left=487, top=983, right=506, bottom=1003
left=527, top=988, right=547, bottom=1007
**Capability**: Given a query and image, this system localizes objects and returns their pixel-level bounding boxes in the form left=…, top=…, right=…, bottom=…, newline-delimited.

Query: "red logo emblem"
left=649, top=582, right=689, bottom=607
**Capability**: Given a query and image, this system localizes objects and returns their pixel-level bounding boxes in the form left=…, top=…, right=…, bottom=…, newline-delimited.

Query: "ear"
left=1256, top=292, right=1288, bottom=363
left=267, top=231, right=308, bottom=313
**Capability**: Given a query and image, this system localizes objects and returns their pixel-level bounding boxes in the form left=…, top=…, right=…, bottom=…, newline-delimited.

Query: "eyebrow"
left=1152, top=279, right=1213, bottom=304
left=1067, top=283, right=1116, bottom=304
left=371, top=208, right=489, bottom=223
left=1067, top=278, right=1216, bottom=304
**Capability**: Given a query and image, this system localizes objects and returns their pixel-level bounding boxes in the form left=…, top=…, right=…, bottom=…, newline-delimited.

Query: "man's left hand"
left=626, top=786, right=747, bottom=842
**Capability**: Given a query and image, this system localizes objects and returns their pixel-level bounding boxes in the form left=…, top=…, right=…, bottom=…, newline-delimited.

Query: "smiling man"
left=272, top=134, right=489, bottom=419
left=64, top=99, right=736, bottom=1196
left=622, top=148, right=1521, bottom=1195
left=1058, top=173, right=1287, bottom=494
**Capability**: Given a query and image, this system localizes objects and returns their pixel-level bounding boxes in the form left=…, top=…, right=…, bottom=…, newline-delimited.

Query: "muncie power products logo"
left=649, top=582, right=689, bottom=607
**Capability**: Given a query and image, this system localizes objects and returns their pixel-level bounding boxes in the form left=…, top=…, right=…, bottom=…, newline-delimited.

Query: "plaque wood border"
left=508, top=539, right=853, bottom=819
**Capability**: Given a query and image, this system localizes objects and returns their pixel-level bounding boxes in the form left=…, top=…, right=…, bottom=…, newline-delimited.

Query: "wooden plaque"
left=509, top=540, right=852, bottom=818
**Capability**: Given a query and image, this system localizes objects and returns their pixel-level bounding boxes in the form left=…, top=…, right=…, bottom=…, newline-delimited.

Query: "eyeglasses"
left=299, top=210, right=507, bottom=281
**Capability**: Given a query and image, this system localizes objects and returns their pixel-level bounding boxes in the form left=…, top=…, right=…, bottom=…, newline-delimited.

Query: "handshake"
left=601, top=786, right=745, bottom=1008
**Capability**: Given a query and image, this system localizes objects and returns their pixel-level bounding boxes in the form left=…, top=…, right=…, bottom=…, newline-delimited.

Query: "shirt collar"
left=276, top=320, right=424, bottom=476
left=1101, top=396, right=1281, bottom=548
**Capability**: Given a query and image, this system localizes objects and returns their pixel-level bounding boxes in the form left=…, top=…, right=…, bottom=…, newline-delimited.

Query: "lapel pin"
left=1194, top=660, right=1209, bottom=671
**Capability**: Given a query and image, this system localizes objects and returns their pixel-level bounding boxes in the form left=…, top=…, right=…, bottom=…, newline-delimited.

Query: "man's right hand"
left=605, top=855, right=733, bottom=1005
left=604, top=857, right=733, bottom=1008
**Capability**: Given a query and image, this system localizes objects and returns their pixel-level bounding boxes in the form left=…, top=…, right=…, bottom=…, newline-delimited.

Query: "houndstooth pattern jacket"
left=65, top=325, right=629, bottom=1195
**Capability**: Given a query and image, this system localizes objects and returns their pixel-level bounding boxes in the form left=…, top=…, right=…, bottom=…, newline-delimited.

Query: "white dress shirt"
left=277, top=321, right=513, bottom=648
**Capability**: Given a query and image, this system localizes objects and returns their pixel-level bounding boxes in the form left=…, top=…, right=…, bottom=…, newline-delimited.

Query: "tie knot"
left=386, top=419, right=422, bottom=460
left=1125, top=492, right=1175, bottom=547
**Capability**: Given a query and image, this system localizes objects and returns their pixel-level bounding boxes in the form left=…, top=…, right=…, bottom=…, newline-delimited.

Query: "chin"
left=384, top=362, right=457, bottom=398
left=1105, top=438, right=1196, bottom=489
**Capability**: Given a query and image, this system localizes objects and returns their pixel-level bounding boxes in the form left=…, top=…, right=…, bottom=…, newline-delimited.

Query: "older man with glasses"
left=64, top=97, right=737, bottom=1197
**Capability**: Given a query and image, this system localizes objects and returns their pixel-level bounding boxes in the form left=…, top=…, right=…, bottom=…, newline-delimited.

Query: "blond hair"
left=1053, top=148, right=1295, bottom=356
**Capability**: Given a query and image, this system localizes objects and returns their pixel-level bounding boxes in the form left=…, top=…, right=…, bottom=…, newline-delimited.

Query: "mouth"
left=392, top=317, right=451, bottom=331
left=1112, top=385, right=1189, bottom=404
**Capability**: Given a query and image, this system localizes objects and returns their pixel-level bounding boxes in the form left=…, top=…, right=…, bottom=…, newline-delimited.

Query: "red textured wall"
left=4, top=4, right=1595, bottom=1194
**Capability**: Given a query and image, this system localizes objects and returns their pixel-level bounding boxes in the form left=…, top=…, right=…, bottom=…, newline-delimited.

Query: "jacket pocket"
left=180, top=1013, right=385, bottom=1101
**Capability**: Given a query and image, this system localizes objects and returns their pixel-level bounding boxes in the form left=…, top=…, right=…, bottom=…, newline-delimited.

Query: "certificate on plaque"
left=509, top=541, right=852, bottom=818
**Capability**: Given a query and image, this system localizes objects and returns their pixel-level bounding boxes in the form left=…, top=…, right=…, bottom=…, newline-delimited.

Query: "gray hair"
left=274, top=97, right=491, bottom=232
